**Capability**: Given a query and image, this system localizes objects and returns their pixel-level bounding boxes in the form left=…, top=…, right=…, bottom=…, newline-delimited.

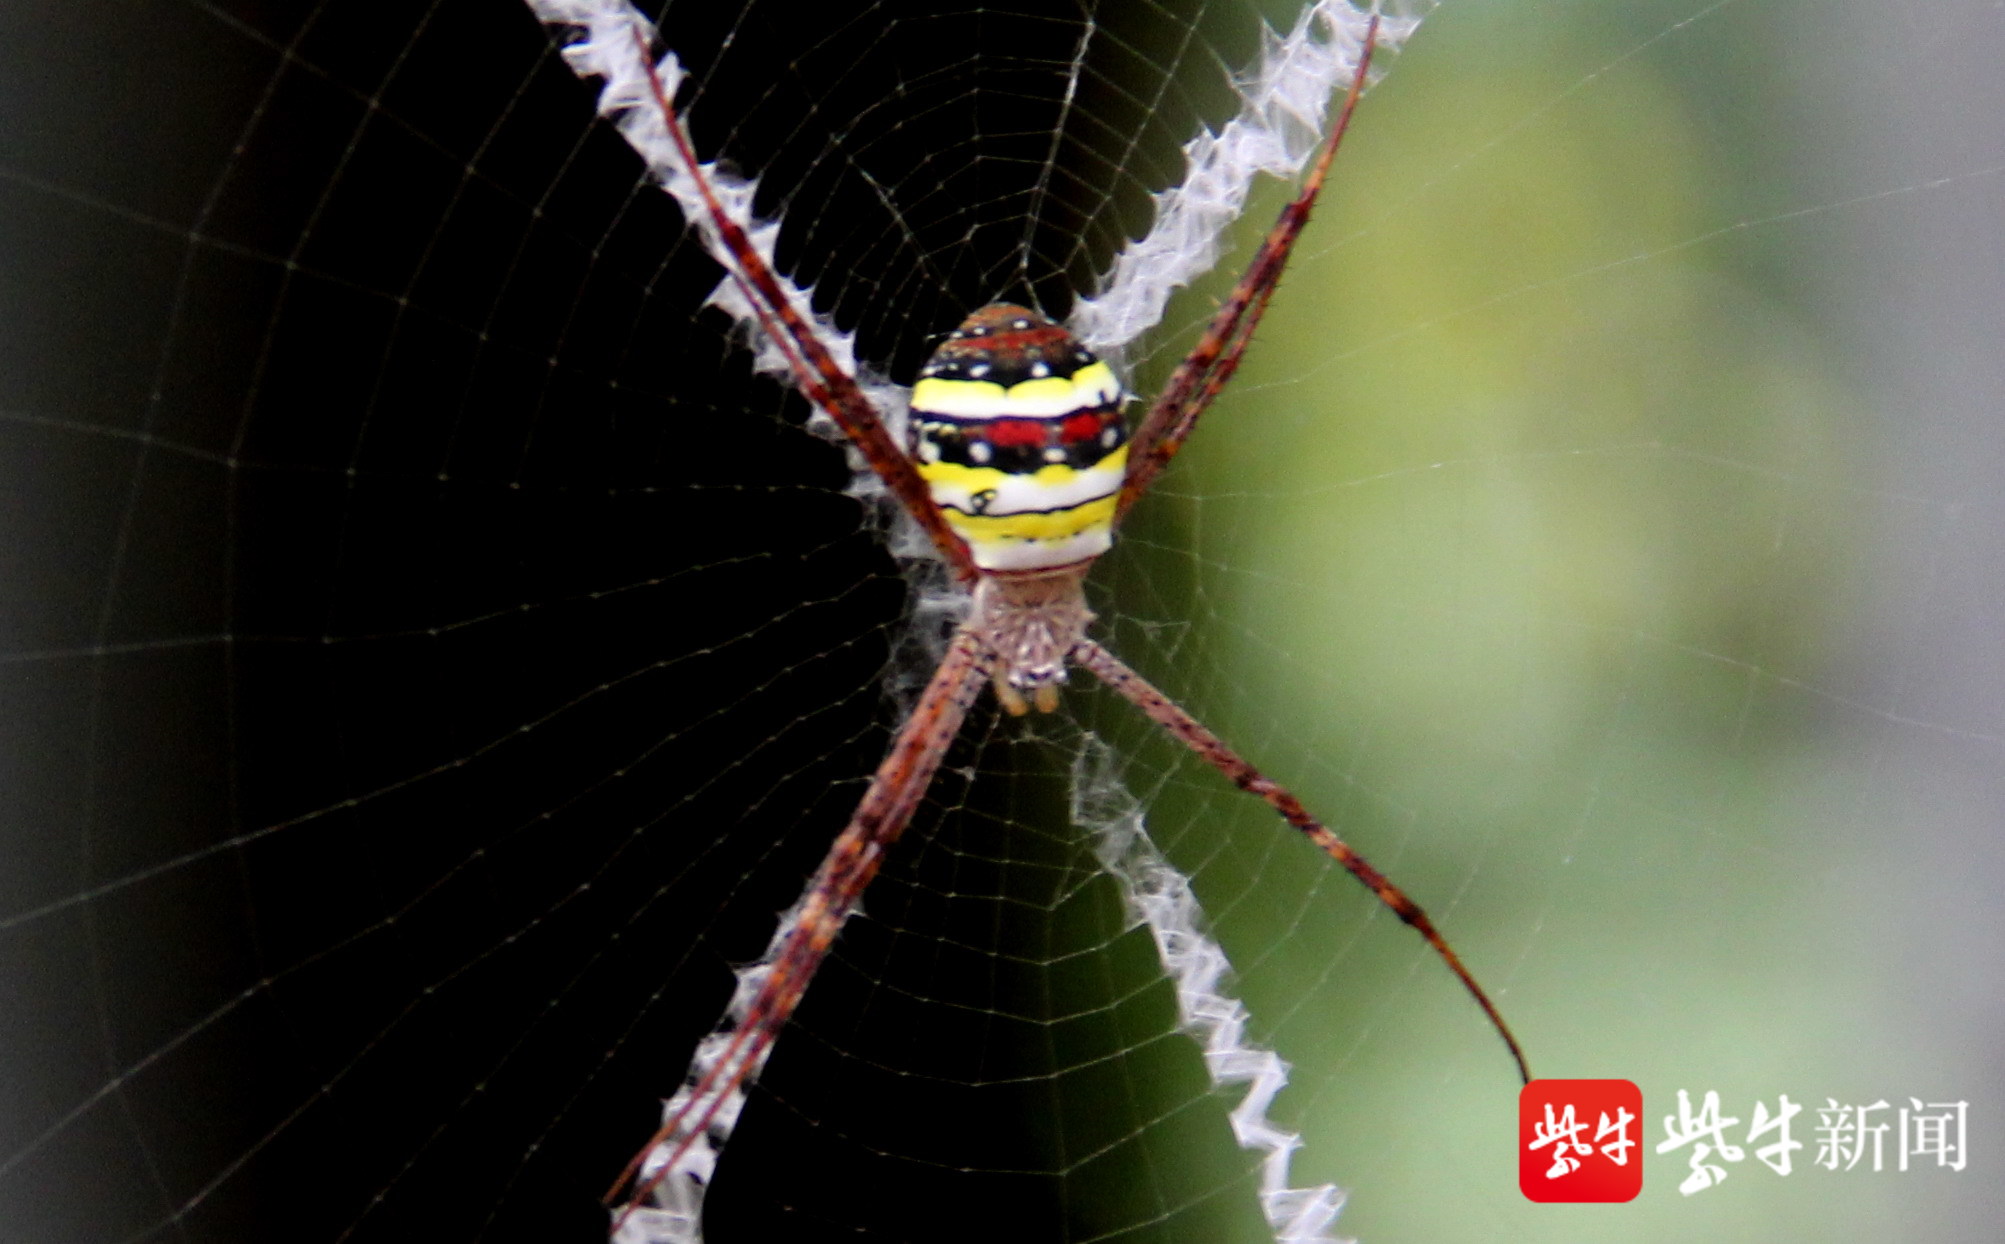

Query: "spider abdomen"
left=909, top=304, right=1128, bottom=572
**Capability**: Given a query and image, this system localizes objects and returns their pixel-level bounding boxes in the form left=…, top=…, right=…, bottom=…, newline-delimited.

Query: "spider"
left=602, top=9, right=1528, bottom=1233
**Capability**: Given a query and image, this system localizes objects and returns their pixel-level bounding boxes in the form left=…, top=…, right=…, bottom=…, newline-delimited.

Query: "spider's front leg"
left=610, top=629, right=995, bottom=1232
left=1073, top=640, right=1533, bottom=1085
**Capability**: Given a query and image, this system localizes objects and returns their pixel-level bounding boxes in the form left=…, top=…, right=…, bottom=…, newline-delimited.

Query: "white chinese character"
left=1596, top=1107, right=1637, bottom=1166
left=1530, top=1102, right=1594, bottom=1178
left=1815, top=1099, right=1890, bottom=1171
left=1656, top=1089, right=1745, bottom=1195
left=1900, top=1099, right=1968, bottom=1172
left=1746, top=1095, right=1803, bottom=1176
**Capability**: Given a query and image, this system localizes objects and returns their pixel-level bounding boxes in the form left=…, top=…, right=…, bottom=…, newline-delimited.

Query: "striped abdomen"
left=909, top=304, right=1128, bottom=573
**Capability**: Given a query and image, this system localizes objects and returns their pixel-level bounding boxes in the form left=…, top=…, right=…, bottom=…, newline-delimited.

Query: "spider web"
left=2, top=2, right=2002, bottom=1244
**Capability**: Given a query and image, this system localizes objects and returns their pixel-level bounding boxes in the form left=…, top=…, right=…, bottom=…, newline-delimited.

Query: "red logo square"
left=1520, top=1079, right=1643, bottom=1202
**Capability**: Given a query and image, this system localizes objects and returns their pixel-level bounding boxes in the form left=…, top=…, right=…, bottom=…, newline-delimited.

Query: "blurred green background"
left=1093, top=1, right=2002, bottom=1241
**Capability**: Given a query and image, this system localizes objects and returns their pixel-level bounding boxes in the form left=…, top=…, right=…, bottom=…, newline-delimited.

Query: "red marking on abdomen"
left=1059, top=412, right=1101, bottom=443
left=983, top=419, right=1049, bottom=448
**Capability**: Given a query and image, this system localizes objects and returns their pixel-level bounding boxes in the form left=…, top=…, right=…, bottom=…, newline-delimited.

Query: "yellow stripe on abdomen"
left=910, top=360, right=1120, bottom=417
left=917, top=447, right=1126, bottom=572
left=943, top=493, right=1118, bottom=544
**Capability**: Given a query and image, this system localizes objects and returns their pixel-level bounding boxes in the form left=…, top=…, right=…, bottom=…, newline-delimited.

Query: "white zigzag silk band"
left=521, top=3, right=1432, bottom=1242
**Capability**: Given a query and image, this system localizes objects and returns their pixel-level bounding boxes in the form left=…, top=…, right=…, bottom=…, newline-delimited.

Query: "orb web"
left=2, top=2, right=2002, bottom=1244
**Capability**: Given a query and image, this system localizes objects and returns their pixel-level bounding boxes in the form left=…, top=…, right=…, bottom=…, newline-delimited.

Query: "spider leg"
left=610, top=627, right=996, bottom=1231
left=1072, top=639, right=1531, bottom=1085
left=1117, top=13, right=1380, bottom=521
left=631, top=29, right=980, bottom=584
